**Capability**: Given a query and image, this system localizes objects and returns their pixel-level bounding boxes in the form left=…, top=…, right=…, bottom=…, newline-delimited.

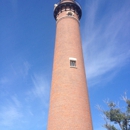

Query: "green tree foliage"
left=98, top=94, right=130, bottom=130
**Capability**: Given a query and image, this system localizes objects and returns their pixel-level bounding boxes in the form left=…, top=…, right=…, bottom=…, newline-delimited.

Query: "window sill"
left=70, top=66, right=77, bottom=69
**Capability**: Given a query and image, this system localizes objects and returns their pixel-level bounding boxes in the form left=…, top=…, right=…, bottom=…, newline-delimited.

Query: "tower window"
left=67, top=11, right=74, bottom=16
left=70, top=60, right=76, bottom=67
left=68, top=12, right=72, bottom=16
left=69, top=57, right=77, bottom=68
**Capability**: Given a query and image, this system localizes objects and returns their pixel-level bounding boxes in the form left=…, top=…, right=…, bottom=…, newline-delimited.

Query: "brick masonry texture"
left=47, top=3, right=93, bottom=130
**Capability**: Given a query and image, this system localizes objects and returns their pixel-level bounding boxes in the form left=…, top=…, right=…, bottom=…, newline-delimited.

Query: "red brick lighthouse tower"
left=48, top=0, right=93, bottom=129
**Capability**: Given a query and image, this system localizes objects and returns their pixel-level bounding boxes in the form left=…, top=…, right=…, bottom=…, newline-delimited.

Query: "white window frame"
left=69, top=57, right=77, bottom=68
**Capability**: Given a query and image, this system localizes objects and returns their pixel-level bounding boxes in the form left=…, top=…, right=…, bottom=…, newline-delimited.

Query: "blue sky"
left=0, top=0, right=130, bottom=130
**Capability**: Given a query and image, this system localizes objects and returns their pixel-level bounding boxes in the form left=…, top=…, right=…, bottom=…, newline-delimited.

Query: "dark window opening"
left=70, top=60, right=76, bottom=67
left=68, top=12, right=73, bottom=16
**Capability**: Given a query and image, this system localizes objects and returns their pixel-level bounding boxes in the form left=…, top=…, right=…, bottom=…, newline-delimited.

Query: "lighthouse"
left=47, top=0, right=93, bottom=129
